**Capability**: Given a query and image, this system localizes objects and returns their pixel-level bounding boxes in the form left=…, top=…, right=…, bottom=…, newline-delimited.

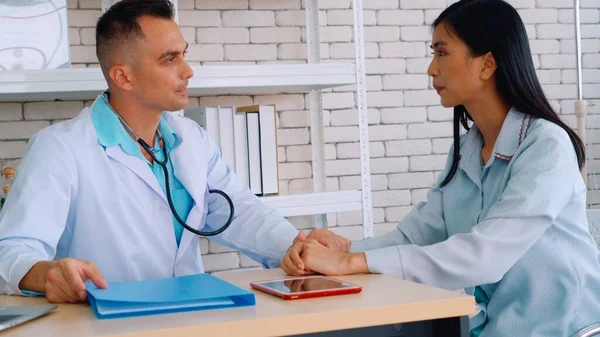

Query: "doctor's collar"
left=100, top=90, right=178, bottom=146
left=92, top=92, right=179, bottom=151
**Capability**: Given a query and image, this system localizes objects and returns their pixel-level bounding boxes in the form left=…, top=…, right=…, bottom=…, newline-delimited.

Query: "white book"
left=218, top=106, right=236, bottom=170
left=258, top=105, right=279, bottom=195
left=245, top=112, right=263, bottom=195
left=183, top=106, right=205, bottom=128
left=184, top=106, right=220, bottom=146
left=204, top=106, right=220, bottom=147
left=233, top=112, right=250, bottom=187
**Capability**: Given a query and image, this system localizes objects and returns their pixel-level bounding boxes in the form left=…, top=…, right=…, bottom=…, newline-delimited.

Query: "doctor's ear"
left=109, top=65, right=134, bottom=92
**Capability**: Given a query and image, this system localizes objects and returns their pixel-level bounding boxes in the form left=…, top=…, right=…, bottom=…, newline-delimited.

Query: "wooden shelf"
left=259, top=190, right=362, bottom=217
left=0, top=63, right=355, bottom=102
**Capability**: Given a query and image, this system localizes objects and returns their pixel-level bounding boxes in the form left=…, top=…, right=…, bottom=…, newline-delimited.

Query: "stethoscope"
left=104, top=95, right=234, bottom=237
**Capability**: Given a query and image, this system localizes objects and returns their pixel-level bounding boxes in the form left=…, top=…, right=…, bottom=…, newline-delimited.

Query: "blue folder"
left=85, top=273, right=256, bottom=319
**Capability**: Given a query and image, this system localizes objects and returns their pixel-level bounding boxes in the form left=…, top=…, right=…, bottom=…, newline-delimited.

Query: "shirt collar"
left=90, top=92, right=179, bottom=158
left=458, top=107, right=532, bottom=186
left=490, top=107, right=532, bottom=162
left=460, top=106, right=532, bottom=164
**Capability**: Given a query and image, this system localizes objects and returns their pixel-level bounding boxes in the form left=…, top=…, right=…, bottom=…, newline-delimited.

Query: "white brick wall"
left=366, top=58, right=406, bottom=74
left=365, top=26, right=400, bottom=42
left=222, top=11, right=275, bottom=27
left=337, top=142, right=386, bottom=158
left=386, top=139, right=432, bottom=156
left=380, top=42, right=427, bottom=58
left=330, top=108, right=380, bottom=126
left=24, top=102, right=83, bottom=120
left=378, top=10, right=425, bottom=26
left=519, top=9, right=558, bottom=23
left=339, top=174, right=389, bottom=191
left=179, top=10, right=221, bottom=27
left=0, top=122, right=49, bottom=140
left=1, top=0, right=598, bottom=271
left=328, top=10, right=376, bottom=26
left=400, top=0, right=447, bottom=9
left=250, top=27, right=301, bottom=43
left=372, top=190, right=411, bottom=207
left=536, top=24, right=574, bottom=39
left=224, top=44, right=277, bottom=61
left=329, top=42, right=379, bottom=59
left=381, top=107, right=427, bottom=123
left=197, top=28, right=250, bottom=44
left=276, top=10, right=328, bottom=26
left=0, top=104, right=22, bottom=121
left=337, top=208, right=385, bottom=226
left=324, top=126, right=359, bottom=142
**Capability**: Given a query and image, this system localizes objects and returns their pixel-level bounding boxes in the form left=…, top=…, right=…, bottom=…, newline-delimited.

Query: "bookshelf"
left=0, top=64, right=355, bottom=103
left=260, top=191, right=362, bottom=218
left=0, top=0, right=374, bottom=238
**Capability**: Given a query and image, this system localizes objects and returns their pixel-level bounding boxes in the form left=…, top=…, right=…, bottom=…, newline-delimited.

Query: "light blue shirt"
left=351, top=108, right=600, bottom=336
left=91, top=93, right=192, bottom=246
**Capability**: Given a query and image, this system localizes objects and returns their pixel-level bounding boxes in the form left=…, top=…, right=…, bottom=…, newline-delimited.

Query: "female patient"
left=281, top=0, right=600, bottom=335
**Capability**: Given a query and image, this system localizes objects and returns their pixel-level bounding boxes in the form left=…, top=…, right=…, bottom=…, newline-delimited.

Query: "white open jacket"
left=0, top=97, right=297, bottom=295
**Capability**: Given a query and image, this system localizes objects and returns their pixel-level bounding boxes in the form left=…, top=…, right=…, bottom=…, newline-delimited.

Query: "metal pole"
left=305, top=0, right=327, bottom=229
left=573, top=0, right=588, bottom=186
left=574, top=0, right=583, bottom=101
left=353, top=0, right=374, bottom=238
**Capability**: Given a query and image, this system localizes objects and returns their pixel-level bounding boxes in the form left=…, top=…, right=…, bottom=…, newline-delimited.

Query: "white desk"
left=0, top=269, right=475, bottom=337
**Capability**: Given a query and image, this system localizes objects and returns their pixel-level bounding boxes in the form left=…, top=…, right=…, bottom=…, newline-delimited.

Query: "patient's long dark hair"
left=434, top=0, right=585, bottom=187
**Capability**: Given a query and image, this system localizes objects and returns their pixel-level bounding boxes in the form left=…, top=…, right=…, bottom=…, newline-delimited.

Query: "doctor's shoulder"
left=19, top=115, right=85, bottom=168
left=26, top=118, right=80, bottom=148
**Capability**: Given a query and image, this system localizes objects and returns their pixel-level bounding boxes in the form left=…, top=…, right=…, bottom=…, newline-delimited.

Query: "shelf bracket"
left=306, top=0, right=327, bottom=229
left=353, top=0, right=374, bottom=238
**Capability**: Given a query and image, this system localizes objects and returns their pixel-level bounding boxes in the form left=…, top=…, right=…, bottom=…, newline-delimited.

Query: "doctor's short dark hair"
left=95, top=0, right=174, bottom=75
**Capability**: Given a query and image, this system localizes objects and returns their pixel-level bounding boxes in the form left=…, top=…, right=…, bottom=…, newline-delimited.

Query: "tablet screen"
left=0, top=305, right=57, bottom=332
left=0, top=315, right=20, bottom=324
left=256, top=276, right=355, bottom=294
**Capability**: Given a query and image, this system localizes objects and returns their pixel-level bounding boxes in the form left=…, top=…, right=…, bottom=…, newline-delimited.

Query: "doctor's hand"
left=281, top=239, right=369, bottom=276
left=292, top=229, right=352, bottom=253
left=20, top=259, right=108, bottom=303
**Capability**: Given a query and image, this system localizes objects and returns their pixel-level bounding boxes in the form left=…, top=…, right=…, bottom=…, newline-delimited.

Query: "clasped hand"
left=280, top=229, right=368, bottom=276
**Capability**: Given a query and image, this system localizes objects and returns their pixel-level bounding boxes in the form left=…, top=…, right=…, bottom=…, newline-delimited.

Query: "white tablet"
left=0, top=305, right=57, bottom=332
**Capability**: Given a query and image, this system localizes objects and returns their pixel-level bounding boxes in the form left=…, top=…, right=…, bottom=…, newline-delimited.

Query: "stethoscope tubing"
left=137, top=138, right=234, bottom=237
left=104, top=90, right=234, bottom=237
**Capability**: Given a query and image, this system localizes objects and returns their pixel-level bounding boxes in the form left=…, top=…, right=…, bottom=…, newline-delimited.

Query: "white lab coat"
left=0, top=100, right=298, bottom=295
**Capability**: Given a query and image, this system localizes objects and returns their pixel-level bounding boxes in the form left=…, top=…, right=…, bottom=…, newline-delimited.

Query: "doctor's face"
left=427, top=23, right=486, bottom=108
left=127, top=15, right=194, bottom=112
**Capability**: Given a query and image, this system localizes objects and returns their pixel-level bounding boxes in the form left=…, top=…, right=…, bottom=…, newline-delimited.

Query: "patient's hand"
left=304, top=228, right=352, bottom=253
left=280, top=229, right=352, bottom=275
left=281, top=239, right=368, bottom=276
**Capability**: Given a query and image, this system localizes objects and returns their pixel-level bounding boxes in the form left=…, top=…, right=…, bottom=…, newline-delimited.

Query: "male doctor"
left=0, top=0, right=299, bottom=302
